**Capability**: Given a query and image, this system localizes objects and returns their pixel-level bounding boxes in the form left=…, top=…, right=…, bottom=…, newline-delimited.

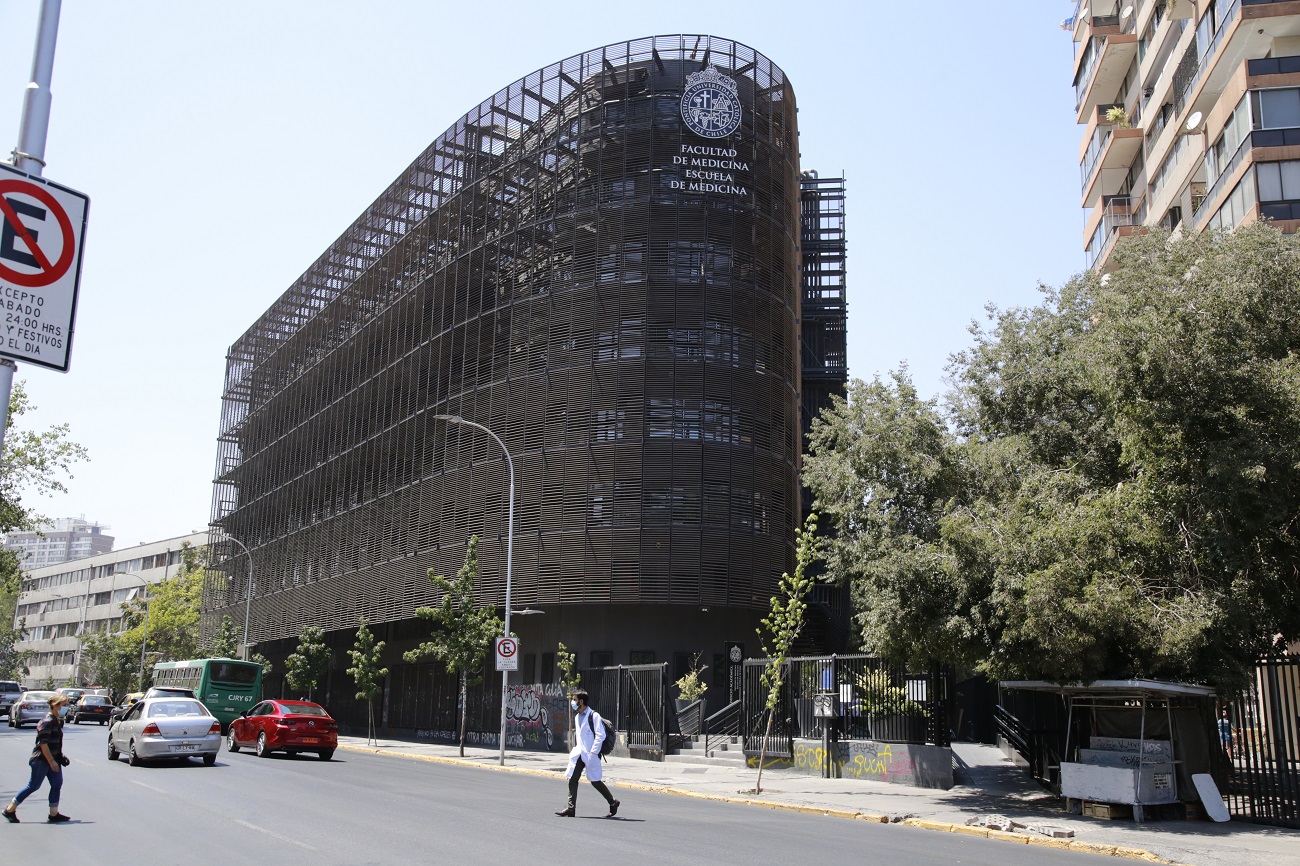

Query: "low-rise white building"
left=14, top=531, right=208, bottom=687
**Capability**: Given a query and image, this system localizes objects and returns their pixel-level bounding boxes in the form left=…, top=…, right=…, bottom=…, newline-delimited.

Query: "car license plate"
left=301, top=737, right=318, bottom=744
left=170, top=744, right=197, bottom=752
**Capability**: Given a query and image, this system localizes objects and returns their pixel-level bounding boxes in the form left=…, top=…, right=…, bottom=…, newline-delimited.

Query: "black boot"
left=554, top=806, right=575, bottom=817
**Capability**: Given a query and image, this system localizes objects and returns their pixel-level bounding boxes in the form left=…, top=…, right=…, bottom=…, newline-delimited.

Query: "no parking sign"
left=495, top=637, right=519, bottom=671
left=0, top=163, right=88, bottom=372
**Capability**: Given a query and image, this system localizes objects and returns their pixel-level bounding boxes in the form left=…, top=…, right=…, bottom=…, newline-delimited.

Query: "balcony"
left=1085, top=195, right=1146, bottom=272
left=1075, top=34, right=1140, bottom=123
left=1178, top=0, right=1300, bottom=128
left=1196, top=126, right=1300, bottom=228
left=1081, top=114, right=1144, bottom=207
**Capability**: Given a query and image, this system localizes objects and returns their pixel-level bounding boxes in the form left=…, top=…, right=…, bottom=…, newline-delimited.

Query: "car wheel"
left=107, top=735, right=119, bottom=762
left=202, top=752, right=216, bottom=767
left=318, top=749, right=334, bottom=761
left=256, top=732, right=270, bottom=758
left=128, top=740, right=142, bottom=767
left=227, top=731, right=241, bottom=753
left=99, top=720, right=105, bottom=726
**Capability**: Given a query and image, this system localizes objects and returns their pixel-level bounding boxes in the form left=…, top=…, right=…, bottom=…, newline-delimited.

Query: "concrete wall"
left=757, top=738, right=953, bottom=789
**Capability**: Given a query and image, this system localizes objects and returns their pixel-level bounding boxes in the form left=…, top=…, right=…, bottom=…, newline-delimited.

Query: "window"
left=629, top=650, right=655, bottom=665
left=590, top=651, right=612, bottom=668
left=1257, top=88, right=1300, bottom=130
left=1257, top=160, right=1300, bottom=202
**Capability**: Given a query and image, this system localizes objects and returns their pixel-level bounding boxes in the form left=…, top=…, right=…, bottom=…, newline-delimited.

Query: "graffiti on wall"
left=788, top=740, right=920, bottom=780
left=412, top=684, right=570, bottom=752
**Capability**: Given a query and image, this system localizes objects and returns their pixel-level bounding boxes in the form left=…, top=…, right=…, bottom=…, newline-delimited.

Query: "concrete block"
left=1024, top=822, right=1074, bottom=838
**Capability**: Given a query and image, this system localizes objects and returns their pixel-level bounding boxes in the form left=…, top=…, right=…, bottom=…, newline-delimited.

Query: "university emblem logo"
left=681, top=66, right=742, bottom=139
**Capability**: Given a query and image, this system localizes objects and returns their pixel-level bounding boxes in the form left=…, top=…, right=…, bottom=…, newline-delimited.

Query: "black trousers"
left=567, top=756, right=614, bottom=808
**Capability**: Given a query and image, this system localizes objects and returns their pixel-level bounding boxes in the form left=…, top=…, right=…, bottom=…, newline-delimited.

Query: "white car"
left=8, top=691, right=55, bottom=728
left=107, top=697, right=221, bottom=766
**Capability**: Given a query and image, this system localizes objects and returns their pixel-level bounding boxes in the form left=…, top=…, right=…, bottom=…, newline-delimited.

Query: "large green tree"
left=805, top=223, right=1300, bottom=691
left=404, top=536, right=501, bottom=756
left=116, top=543, right=206, bottom=683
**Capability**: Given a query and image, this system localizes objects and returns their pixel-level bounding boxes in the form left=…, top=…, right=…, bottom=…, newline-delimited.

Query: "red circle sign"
left=498, top=638, right=518, bottom=658
left=0, top=179, right=76, bottom=288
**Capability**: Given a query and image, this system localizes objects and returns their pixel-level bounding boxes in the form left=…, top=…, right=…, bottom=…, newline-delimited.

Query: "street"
left=0, top=722, right=1107, bottom=865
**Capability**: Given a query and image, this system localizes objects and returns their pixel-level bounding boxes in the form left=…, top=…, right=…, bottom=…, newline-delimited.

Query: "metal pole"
left=224, top=536, right=254, bottom=660
left=137, top=594, right=151, bottom=692
left=433, top=414, right=514, bottom=766
left=0, top=0, right=63, bottom=457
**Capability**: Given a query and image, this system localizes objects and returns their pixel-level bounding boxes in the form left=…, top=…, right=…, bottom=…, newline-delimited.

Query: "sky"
left=0, top=1, right=1085, bottom=547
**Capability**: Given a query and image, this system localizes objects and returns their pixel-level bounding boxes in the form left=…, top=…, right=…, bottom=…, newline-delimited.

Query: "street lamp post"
left=433, top=414, right=514, bottom=767
left=115, top=572, right=152, bottom=692
left=223, top=536, right=255, bottom=660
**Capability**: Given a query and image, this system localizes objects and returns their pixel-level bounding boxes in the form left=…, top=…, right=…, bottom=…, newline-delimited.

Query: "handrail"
left=704, top=699, right=741, bottom=754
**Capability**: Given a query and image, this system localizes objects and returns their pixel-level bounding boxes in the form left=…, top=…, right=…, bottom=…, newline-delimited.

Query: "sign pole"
left=1, top=0, right=63, bottom=453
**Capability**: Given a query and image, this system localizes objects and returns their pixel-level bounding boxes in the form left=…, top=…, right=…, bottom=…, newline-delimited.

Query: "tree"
left=251, top=651, right=273, bottom=679
left=805, top=222, right=1300, bottom=691
left=78, top=630, right=136, bottom=696
left=403, top=536, right=502, bottom=756
left=753, top=514, right=822, bottom=794
left=555, top=642, right=580, bottom=691
left=117, top=543, right=206, bottom=680
left=346, top=617, right=388, bottom=746
left=210, top=615, right=240, bottom=658
left=285, top=626, right=331, bottom=700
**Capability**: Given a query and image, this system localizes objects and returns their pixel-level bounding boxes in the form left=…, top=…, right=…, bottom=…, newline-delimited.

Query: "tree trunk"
left=367, top=698, right=375, bottom=746
left=756, top=709, right=775, bottom=795
left=458, top=672, right=468, bottom=757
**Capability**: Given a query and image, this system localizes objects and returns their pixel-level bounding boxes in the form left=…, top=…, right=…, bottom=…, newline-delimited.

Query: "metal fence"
left=582, top=663, right=669, bottom=758
left=1221, top=656, right=1300, bottom=828
left=741, top=654, right=951, bottom=756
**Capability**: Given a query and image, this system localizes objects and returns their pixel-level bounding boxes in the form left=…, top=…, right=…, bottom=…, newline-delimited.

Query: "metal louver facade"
left=202, top=36, right=802, bottom=659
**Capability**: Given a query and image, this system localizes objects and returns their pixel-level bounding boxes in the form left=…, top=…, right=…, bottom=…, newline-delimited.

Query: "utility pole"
left=0, top=0, right=63, bottom=452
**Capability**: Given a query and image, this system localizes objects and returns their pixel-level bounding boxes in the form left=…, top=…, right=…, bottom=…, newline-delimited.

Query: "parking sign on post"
left=0, top=163, right=88, bottom=372
left=495, top=637, right=519, bottom=671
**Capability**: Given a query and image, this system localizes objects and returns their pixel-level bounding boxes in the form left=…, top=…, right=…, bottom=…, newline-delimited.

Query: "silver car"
left=8, top=691, right=55, bottom=728
left=107, top=697, right=221, bottom=766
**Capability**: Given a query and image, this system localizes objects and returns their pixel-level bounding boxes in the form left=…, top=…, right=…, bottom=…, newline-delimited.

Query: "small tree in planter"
left=403, top=536, right=501, bottom=757
left=347, top=617, right=388, bottom=746
left=555, top=642, right=581, bottom=691
left=753, top=514, right=823, bottom=794
left=674, top=654, right=708, bottom=708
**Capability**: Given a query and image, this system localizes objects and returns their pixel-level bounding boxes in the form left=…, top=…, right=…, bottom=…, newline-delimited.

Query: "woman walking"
left=3, top=693, right=72, bottom=823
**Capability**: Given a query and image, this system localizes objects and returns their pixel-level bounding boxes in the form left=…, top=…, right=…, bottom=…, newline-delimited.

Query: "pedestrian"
left=555, top=691, right=619, bottom=818
left=3, top=693, right=72, bottom=823
left=1218, top=708, right=1235, bottom=759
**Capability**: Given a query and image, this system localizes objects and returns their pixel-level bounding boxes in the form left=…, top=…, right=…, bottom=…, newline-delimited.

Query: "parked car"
left=107, top=697, right=221, bottom=766
left=69, top=694, right=113, bottom=725
left=0, top=681, right=21, bottom=719
left=108, top=692, right=144, bottom=726
left=226, top=699, right=337, bottom=761
left=8, top=691, right=55, bottom=728
left=142, top=686, right=196, bottom=700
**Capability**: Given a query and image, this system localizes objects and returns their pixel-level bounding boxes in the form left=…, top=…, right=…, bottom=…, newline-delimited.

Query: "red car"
left=226, top=699, right=337, bottom=761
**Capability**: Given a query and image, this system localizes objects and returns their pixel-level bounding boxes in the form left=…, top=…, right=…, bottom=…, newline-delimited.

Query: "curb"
left=339, top=744, right=1181, bottom=864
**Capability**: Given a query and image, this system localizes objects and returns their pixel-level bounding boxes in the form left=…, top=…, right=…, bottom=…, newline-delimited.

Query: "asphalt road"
left=0, top=721, right=1106, bottom=865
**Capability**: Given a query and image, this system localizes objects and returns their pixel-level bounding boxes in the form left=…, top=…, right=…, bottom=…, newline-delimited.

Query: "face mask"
left=570, top=700, right=579, bottom=711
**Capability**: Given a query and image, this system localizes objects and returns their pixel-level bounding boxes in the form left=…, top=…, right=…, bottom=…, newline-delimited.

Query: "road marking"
left=236, top=819, right=317, bottom=851
left=129, top=780, right=168, bottom=795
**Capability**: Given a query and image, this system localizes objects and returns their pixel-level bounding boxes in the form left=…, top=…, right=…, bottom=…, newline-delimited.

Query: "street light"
left=433, top=413, right=515, bottom=767
left=222, top=536, right=255, bottom=660
left=114, top=572, right=152, bottom=692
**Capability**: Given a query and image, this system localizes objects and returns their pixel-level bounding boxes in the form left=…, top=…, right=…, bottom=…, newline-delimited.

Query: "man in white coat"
left=556, top=691, right=620, bottom=817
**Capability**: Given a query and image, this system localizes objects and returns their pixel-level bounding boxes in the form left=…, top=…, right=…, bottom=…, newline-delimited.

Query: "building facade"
left=203, top=36, right=845, bottom=710
left=13, top=531, right=207, bottom=686
left=4, top=517, right=114, bottom=570
left=1074, top=0, right=1300, bottom=270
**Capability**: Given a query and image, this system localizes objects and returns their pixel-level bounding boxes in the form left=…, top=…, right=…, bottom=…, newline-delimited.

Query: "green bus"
left=151, top=658, right=262, bottom=731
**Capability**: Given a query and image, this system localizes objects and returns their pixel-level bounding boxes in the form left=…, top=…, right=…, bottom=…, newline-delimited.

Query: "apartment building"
left=13, top=531, right=208, bottom=687
left=3, top=517, right=114, bottom=570
left=1074, top=0, right=1300, bottom=270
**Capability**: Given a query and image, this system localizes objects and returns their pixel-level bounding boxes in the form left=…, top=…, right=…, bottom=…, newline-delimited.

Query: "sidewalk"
left=337, top=736, right=1299, bottom=866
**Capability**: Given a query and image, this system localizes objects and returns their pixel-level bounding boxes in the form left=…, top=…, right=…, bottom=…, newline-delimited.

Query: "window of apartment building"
left=1207, top=94, right=1250, bottom=182
left=1253, top=88, right=1300, bottom=130
left=1205, top=174, right=1259, bottom=231
left=590, top=651, right=613, bottom=668
left=1256, top=160, right=1300, bottom=202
